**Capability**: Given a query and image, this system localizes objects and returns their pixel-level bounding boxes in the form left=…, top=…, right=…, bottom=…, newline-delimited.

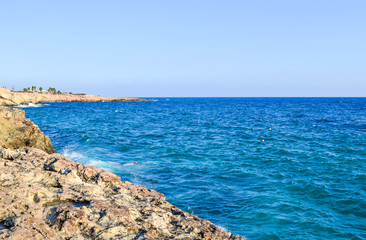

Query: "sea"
left=21, top=98, right=365, bottom=240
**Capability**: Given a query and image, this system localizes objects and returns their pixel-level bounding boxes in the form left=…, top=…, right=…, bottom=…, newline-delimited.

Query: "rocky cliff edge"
left=0, top=107, right=245, bottom=240
left=0, top=107, right=55, bottom=154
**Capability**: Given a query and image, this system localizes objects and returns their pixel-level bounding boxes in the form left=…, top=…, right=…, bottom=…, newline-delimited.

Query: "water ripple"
left=24, top=98, right=366, bottom=240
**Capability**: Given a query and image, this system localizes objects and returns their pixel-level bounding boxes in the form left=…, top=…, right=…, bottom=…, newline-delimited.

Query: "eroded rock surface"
left=0, top=147, right=245, bottom=240
left=0, top=107, right=56, bottom=154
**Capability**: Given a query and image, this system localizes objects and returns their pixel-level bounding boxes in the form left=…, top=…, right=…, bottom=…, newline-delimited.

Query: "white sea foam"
left=115, top=110, right=123, bottom=113
left=62, top=146, right=122, bottom=172
left=217, top=225, right=228, bottom=232
left=62, top=148, right=85, bottom=161
left=123, top=163, right=135, bottom=166
left=87, top=160, right=117, bottom=172
left=16, top=103, right=44, bottom=108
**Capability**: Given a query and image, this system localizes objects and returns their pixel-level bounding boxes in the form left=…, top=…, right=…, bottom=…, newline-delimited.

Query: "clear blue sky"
left=1, top=0, right=365, bottom=97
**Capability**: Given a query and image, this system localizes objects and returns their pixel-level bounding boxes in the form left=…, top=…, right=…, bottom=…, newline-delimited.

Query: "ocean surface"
left=22, top=98, right=365, bottom=239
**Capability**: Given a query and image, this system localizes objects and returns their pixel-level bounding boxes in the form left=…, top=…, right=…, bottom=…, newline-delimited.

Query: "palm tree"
left=48, top=87, right=56, bottom=94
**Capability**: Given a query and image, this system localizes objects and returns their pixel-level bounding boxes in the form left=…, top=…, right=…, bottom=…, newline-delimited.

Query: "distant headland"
left=0, top=87, right=147, bottom=106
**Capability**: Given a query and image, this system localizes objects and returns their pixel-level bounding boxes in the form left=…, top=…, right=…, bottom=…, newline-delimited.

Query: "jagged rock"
left=0, top=147, right=245, bottom=240
left=0, top=107, right=56, bottom=154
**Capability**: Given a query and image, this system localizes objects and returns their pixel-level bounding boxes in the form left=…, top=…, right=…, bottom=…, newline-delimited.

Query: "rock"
left=0, top=107, right=56, bottom=153
left=0, top=88, right=45, bottom=106
left=0, top=147, right=246, bottom=239
left=0, top=148, right=23, bottom=160
left=0, top=88, right=147, bottom=106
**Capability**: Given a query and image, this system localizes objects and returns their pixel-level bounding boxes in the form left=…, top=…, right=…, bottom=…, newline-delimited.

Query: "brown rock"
left=0, top=107, right=56, bottom=153
left=0, top=147, right=246, bottom=239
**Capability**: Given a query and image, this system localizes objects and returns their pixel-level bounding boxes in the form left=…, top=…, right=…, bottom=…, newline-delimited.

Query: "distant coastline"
left=0, top=87, right=147, bottom=106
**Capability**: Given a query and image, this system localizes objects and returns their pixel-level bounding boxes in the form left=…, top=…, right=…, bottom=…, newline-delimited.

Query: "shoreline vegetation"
left=0, top=93, right=245, bottom=239
left=0, top=87, right=148, bottom=106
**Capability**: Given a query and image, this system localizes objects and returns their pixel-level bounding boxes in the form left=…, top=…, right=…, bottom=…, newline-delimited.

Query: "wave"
left=87, top=159, right=120, bottom=172
left=217, top=225, right=228, bottom=232
left=115, top=110, right=123, bottom=113
left=61, top=146, right=123, bottom=172
left=62, top=148, right=85, bottom=161
left=16, top=103, right=44, bottom=108
left=123, top=162, right=135, bottom=166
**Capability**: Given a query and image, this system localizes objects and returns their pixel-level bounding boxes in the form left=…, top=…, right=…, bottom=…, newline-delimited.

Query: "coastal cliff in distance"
left=0, top=107, right=246, bottom=240
left=0, top=88, right=147, bottom=106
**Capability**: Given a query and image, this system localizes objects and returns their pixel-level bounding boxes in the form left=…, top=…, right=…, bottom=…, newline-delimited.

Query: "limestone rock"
left=0, top=88, right=45, bottom=106
left=0, top=147, right=246, bottom=239
left=0, top=107, right=56, bottom=154
left=0, top=88, right=147, bottom=106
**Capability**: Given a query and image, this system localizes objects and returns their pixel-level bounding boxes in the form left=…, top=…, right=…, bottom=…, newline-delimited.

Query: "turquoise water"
left=23, top=98, right=366, bottom=239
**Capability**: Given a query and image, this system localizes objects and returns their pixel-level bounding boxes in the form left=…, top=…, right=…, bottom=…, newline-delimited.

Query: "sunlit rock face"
left=0, top=107, right=56, bottom=154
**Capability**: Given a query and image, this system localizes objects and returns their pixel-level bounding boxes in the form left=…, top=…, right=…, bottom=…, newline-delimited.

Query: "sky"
left=0, top=0, right=365, bottom=97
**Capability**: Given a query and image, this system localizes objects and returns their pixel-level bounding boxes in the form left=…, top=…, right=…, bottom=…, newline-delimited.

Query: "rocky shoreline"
left=0, top=88, right=147, bottom=106
left=0, top=107, right=246, bottom=239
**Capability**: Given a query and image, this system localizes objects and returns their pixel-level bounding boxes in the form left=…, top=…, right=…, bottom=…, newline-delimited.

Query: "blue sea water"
left=22, top=98, right=365, bottom=240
